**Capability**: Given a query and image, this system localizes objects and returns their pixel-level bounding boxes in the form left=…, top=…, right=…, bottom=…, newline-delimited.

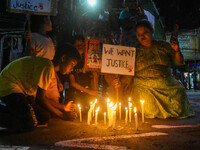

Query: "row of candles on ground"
left=77, top=98, right=145, bottom=129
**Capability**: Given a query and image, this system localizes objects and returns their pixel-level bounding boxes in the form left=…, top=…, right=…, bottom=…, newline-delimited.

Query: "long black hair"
left=135, top=19, right=154, bottom=33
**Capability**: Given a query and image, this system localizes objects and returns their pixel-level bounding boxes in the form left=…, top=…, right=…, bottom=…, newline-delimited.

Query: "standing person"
left=67, top=35, right=98, bottom=107
left=131, top=20, right=194, bottom=119
left=192, top=71, right=198, bottom=90
left=119, top=0, right=146, bottom=47
left=0, top=43, right=80, bottom=132
left=23, top=15, right=55, bottom=60
left=119, top=0, right=165, bottom=47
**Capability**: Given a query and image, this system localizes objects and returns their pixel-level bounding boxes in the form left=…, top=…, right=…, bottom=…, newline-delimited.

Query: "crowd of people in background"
left=0, top=0, right=195, bottom=132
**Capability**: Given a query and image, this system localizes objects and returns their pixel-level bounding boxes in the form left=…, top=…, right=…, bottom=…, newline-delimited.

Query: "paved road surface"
left=0, top=90, right=200, bottom=150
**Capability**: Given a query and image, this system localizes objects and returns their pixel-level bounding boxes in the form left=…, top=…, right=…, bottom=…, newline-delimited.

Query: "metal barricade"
left=0, top=32, right=23, bottom=71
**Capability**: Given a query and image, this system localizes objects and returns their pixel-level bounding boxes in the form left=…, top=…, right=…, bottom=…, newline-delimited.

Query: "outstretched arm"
left=69, top=74, right=98, bottom=96
left=36, top=87, right=76, bottom=118
left=36, top=87, right=64, bottom=118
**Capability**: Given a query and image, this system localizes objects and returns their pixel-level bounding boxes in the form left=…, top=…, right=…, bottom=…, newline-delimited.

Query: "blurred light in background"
left=88, top=0, right=96, bottom=7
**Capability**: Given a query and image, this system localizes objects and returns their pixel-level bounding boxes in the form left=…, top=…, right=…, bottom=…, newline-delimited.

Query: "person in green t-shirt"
left=0, top=43, right=80, bottom=132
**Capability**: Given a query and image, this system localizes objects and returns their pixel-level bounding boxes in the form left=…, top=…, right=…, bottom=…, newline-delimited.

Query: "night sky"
left=0, top=0, right=199, bottom=31
left=154, top=0, right=200, bottom=31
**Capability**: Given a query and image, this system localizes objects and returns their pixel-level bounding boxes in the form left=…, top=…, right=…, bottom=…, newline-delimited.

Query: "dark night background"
left=154, top=0, right=200, bottom=31
left=0, top=0, right=199, bottom=31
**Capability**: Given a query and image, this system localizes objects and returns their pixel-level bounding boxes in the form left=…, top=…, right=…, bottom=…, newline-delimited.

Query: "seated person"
left=103, top=74, right=130, bottom=103
left=0, top=43, right=81, bottom=132
left=131, top=20, right=194, bottom=119
left=61, top=35, right=98, bottom=107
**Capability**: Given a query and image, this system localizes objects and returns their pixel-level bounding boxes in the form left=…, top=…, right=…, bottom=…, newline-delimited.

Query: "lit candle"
left=112, top=104, right=117, bottom=128
left=107, top=98, right=110, bottom=119
left=134, top=107, right=138, bottom=130
left=78, top=104, right=82, bottom=122
left=87, top=108, right=91, bottom=125
left=90, top=102, right=93, bottom=109
left=108, top=102, right=113, bottom=127
left=125, top=107, right=128, bottom=125
left=93, top=99, right=97, bottom=117
left=128, top=97, right=131, bottom=108
left=129, top=102, right=132, bottom=122
left=90, top=102, right=93, bottom=123
left=119, top=102, right=121, bottom=120
left=104, top=112, right=106, bottom=125
left=95, top=107, right=100, bottom=126
left=140, top=100, right=145, bottom=123
left=79, top=107, right=82, bottom=122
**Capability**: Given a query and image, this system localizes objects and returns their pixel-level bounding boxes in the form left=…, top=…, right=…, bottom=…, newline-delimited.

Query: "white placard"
left=101, top=44, right=136, bottom=76
left=9, top=0, right=52, bottom=14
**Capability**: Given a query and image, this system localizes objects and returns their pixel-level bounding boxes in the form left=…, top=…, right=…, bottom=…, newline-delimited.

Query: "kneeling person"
left=0, top=43, right=80, bottom=132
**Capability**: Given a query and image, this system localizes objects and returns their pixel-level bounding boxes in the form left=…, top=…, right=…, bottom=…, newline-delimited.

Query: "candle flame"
left=96, top=107, right=100, bottom=112
left=119, top=102, right=121, bottom=106
left=130, top=103, right=132, bottom=108
left=104, top=112, right=106, bottom=116
left=140, top=100, right=145, bottom=104
left=109, top=102, right=113, bottom=107
left=114, top=103, right=117, bottom=110
left=90, top=102, right=93, bottom=105
left=78, top=104, right=80, bottom=108
left=134, top=107, right=137, bottom=113
left=107, top=98, right=110, bottom=103
left=79, top=107, right=81, bottom=110
left=94, top=99, right=97, bottom=104
left=129, top=97, right=131, bottom=102
left=125, top=107, right=128, bottom=110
